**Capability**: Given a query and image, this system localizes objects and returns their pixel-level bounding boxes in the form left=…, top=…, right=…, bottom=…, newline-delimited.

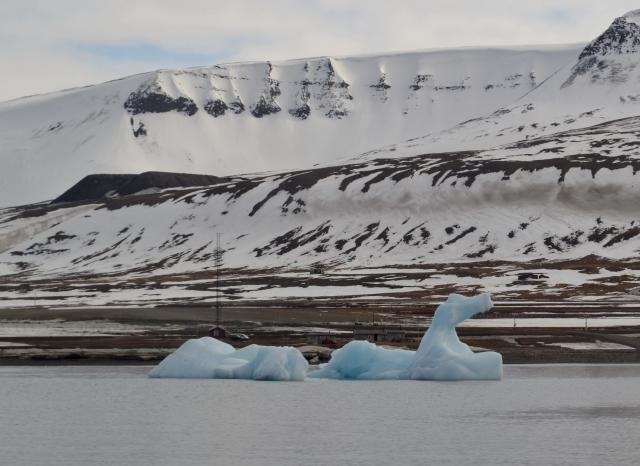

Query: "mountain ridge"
left=0, top=44, right=581, bottom=206
left=3, top=11, right=640, bottom=306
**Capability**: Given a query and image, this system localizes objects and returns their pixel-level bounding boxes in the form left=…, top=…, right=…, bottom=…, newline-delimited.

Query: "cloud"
left=0, top=0, right=638, bottom=101
left=73, top=42, right=231, bottom=67
left=540, top=8, right=580, bottom=25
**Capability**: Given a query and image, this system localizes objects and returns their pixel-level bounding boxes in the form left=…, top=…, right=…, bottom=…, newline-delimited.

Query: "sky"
left=0, top=0, right=638, bottom=102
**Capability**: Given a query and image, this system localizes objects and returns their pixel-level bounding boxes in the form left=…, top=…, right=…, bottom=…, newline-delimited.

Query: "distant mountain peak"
left=562, top=12, right=640, bottom=88
left=578, top=12, right=640, bottom=60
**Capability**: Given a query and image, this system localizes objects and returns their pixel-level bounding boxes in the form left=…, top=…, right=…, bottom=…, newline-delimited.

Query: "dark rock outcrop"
left=124, top=86, right=198, bottom=116
left=289, top=104, right=311, bottom=120
left=53, top=172, right=223, bottom=203
left=204, top=99, right=228, bottom=117
left=251, top=96, right=281, bottom=118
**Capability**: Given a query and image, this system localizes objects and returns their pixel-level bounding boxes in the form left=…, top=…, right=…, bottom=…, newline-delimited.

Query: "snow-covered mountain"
left=2, top=114, right=640, bottom=305
left=3, top=11, right=640, bottom=306
left=4, top=114, right=640, bottom=268
left=361, top=9, right=640, bottom=161
left=1, top=45, right=579, bottom=207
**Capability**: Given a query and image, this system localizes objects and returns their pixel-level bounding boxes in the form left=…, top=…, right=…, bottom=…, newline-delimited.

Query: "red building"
left=209, top=326, right=227, bottom=339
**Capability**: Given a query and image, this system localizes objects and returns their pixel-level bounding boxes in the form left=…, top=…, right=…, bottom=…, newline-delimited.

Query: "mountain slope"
left=4, top=11, right=640, bottom=306
left=0, top=45, right=579, bottom=207
left=360, top=10, right=640, bottom=161
left=2, top=116, right=640, bottom=305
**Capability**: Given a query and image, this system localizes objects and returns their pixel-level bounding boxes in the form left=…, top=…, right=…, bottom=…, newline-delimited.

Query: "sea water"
left=0, top=365, right=638, bottom=466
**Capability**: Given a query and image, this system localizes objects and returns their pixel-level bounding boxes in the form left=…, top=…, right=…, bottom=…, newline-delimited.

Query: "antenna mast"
left=215, top=232, right=222, bottom=326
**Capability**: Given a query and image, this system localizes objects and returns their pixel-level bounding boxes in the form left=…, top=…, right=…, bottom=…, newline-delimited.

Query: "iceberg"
left=148, top=338, right=308, bottom=381
left=149, top=293, right=501, bottom=381
left=309, top=293, right=502, bottom=380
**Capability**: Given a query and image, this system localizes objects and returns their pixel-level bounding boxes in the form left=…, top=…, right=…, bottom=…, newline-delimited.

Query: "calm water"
left=1, top=365, right=639, bottom=466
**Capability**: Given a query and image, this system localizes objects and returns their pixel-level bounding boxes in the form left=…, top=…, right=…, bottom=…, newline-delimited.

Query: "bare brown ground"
left=0, top=304, right=639, bottom=365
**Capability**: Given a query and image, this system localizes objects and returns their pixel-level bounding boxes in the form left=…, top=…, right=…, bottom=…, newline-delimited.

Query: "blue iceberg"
left=309, top=293, right=502, bottom=380
left=149, top=293, right=501, bottom=381
left=148, top=337, right=308, bottom=381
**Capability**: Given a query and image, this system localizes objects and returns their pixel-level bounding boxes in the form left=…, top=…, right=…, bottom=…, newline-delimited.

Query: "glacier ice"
left=149, top=293, right=501, bottom=381
left=308, top=340, right=416, bottom=380
left=309, top=293, right=502, bottom=380
left=148, top=337, right=308, bottom=381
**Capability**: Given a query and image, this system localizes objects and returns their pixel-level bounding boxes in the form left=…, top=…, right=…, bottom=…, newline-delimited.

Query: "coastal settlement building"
left=306, top=332, right=338, bottom=346
left=353, top=328, right=406, bottom=343
left=209, top=325, right=227, bottom=339
left=306, top=327, right=408, bottom=345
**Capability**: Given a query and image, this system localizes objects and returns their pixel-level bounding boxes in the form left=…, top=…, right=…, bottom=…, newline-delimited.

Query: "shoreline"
left=1, top=346, right=639, bottom=366
left=1, top=304, right=639, bottom=366
left=2, top=358, right=640, bottom=366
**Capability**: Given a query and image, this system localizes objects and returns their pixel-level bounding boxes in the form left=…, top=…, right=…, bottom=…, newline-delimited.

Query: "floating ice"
left=148, top=337, right=308, bottom=381
left=310, top=293, right=502, bottom=380
left=150, top=293, right=501, bottom=382
left=308, top=340, right=415, bottom=380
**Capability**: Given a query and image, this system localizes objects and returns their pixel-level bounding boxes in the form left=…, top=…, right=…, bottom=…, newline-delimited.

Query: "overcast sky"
left=0, top=0, right=638, bottom=102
